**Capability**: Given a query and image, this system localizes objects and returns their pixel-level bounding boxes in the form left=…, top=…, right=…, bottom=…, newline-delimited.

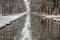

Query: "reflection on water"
left=31, top=14, right=60, bottom=40
left=39, top=18, right=60, bottom=40
left=21, top=14, right=32, bottom=40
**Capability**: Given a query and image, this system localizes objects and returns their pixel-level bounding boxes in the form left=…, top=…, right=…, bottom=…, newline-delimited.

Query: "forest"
left=0, top=0, right=60, bottom=40
left=0, top=0, right=60, bottom=15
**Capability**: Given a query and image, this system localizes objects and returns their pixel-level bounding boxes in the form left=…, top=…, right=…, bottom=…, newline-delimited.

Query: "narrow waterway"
left=21, top=0, right=32, bottom=40
left=21, top=14, right=32, bottom=40
left=14, top=0, right=32, bottom=40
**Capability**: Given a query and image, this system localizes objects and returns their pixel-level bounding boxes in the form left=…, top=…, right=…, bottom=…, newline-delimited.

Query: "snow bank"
left=44, top=15, right=60, bottom=22
left=45, top=15, right=60, bottom=18
left=0, top=13, right=27, bottom=28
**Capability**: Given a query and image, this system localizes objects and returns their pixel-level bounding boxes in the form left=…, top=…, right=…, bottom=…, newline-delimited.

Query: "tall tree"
left=53, top=0, right=58, bottom=10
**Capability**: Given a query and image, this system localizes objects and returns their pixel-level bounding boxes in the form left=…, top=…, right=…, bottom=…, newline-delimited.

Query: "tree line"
left=0, top=0, right=26, bottom=16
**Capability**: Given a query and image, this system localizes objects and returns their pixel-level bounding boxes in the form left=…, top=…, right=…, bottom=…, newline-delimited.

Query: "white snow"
left=0, top=12, right=27, bottom=28
left=52, top=18, right=60, bottom=21
left=45, top=15, right=60, bottom=18
left=44, top=15, right=60, bottom=22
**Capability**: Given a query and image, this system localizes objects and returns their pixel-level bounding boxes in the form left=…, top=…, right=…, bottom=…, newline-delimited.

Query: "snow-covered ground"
left=44, top=15, right=60, bottom=21
left=0, top=12, right=27, bottom=28
left=36, top=13, right=60, bottom=22
left=45, top=15, right=60, bottom=18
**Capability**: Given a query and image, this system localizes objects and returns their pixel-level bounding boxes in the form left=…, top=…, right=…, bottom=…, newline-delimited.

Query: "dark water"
left=0, top=14, right=60, bottom=40
left=31, top=13, right=60, bottom=40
